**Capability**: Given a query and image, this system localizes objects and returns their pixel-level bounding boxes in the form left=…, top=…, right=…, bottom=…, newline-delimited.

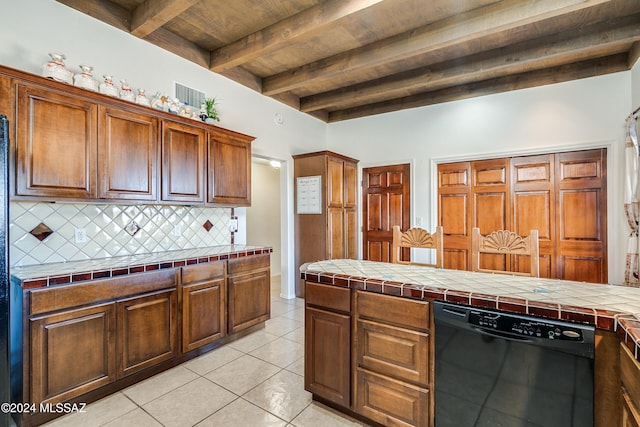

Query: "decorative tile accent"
left=10, top=202, right=233, bottom=267
left=29, top=223, right=53, bottom=241
left=124, top=220, right=141, bottom=237
left=203, top=220, right=213, bottom=232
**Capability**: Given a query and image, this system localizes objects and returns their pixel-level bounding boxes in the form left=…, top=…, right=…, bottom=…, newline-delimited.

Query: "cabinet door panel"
left=327, top=207, right=344, bottom=259
left=16, top=85, right=97, bottom=198
left=327, top=156, right=344, bottom=207
left=30, top=303, right=116, bottom=404
left=345, top=208, right=358, bottom=259
left=182, top=277, right=225, bottom=352
left=621, top=343, right=640, bottom=427
left=99, top=106, right=158, bottom=200
left=117, top=289, right=177, bottom=377
left=162, top=121, right=205, bottom=203
left=305, top=306, right=351, bottom=407
left=344, top=160, right=358, bottom=208
left=227, top=269, right=270, bottom=334
left=208, top=131, right=252, bottom=206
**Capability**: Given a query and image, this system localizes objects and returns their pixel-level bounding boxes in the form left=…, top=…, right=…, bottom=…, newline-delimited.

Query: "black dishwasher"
left=433, top=301, right=595, bottom=427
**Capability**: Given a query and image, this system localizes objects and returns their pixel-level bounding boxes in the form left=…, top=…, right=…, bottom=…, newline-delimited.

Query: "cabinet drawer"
left=29, top=269, right=178, bottom=316
left=356, top=368, right=428, bottom=427
left=356, top=291, right=429, bottom=331
left=305, top=282, right=351, bottom=313
left=228, top=254, right=269, bottom=275
left=182, top=260, right=225, bottom=284
left=357, top=319, right=429, bottom=385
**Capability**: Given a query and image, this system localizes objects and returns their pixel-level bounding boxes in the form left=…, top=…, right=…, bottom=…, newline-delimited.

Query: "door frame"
left=358, top=158, right=415, bottom=260
left=429, top=139, right=615, bottom=282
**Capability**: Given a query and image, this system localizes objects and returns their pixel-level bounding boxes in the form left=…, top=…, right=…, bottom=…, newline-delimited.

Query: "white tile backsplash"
left=10, top=202, right=232, bottom=267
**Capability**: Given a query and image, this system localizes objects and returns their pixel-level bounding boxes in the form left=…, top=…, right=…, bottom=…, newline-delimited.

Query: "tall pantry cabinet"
left=294, top=151, right=359, bottom=297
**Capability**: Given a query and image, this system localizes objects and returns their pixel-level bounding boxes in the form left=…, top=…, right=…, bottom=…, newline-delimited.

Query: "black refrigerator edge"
left=1, top=115, right=12, bottom=427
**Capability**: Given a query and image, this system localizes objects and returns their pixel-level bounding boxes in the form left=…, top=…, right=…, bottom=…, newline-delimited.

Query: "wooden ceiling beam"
left=131, top=0, right=201, bottom=38
left=209, top=0, right=384, bottom=72
left=56, top=0, right=130, bottom=32
left=263, top=0, right=611, bottom=96
left=301, top=16, right=640, bottom=112
left=143, top=27, right=210, bottom=68
left=629, top=41, right=640, bottom=68
left=327, top=54, right=629, bottom=122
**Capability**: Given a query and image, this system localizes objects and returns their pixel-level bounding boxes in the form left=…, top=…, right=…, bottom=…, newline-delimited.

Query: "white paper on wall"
left=296, top=176, right=322, bottom=214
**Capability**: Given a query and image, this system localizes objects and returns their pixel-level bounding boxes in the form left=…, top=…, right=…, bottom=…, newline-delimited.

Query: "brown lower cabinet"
left=305, top=282, right=352, bottom=407
left=621, top=343, right=640, bottom=427
left=304, top=282, right=433, bottom=426
left=355, top=290, right=432, bottom=427
left=24, top=254, right=269, bottom=425
left=227, top=254, right=270, bottom=334
left=27, top=269, right=178, bottom=408
left=116, top=288, right=178, bottom=377
left=30, top=302, right=116, bottom=406
left=181, top=261, right=226, bottom=352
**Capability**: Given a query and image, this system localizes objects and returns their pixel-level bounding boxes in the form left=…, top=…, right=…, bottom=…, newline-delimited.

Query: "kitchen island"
left=10, top=245, right=272, bottom=426
left=301, top=259, right=640, bottom=427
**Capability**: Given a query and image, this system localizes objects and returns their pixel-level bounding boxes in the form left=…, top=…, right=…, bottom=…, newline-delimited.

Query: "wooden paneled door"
left=555, top=150, right=607, bottom=282
left=437, top=162, right=471, bottom=270
left=437, top=149, right=607, bottom=283
left=362, top=164, right=410, bottom=262
left=512, top=154, right=556, bottom=278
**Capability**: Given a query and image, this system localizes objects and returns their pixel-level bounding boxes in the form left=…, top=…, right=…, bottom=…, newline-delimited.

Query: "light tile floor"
left=42, top=277, right=369, bottom=427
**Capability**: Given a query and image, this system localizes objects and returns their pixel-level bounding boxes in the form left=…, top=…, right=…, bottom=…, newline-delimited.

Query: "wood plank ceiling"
left=56, top=0, right=640, bottom=122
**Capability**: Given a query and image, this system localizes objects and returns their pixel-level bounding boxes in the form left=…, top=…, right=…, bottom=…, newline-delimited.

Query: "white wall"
left=246, top=161, right=282, bottom=278
left=0, top=0, right=327, bottom=298
left=328, top=73, right=631, bottom=284
left=632, top=58, right=640, bottom=111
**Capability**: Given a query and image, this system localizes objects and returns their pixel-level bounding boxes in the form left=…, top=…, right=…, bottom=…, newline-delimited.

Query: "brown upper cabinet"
left=5, top=65, right=254, bottom=206
left=99, top=106, right=158, bottom=201
left=16, top=84, right=98, bottom=199
left=161, top=120, right=206, bottom=204
left=207, top=130, right=252, bottom=206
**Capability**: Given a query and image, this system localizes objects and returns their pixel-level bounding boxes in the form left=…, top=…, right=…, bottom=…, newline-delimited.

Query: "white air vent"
left=174, top=82, right=205, bottom=109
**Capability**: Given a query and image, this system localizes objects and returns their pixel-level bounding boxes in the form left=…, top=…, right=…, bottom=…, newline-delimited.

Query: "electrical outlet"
left=74, top=228, right=87, bottom=244
left=229, top=219, right=238, bottom=233
left=173, top=224, right=182, bottom=237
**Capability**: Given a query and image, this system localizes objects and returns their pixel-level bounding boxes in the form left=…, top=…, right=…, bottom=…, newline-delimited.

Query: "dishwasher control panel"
left=468, top=310, right=584, bottom=341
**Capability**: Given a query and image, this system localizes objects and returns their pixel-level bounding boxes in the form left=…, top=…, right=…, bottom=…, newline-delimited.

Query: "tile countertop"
left=11, top=245, right=273, bottom=289
left=300, top=259, right=640, bottom=361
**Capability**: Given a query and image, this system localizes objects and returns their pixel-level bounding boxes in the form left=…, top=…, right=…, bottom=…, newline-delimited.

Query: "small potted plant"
left=201, top=97, right=220, bottom=123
